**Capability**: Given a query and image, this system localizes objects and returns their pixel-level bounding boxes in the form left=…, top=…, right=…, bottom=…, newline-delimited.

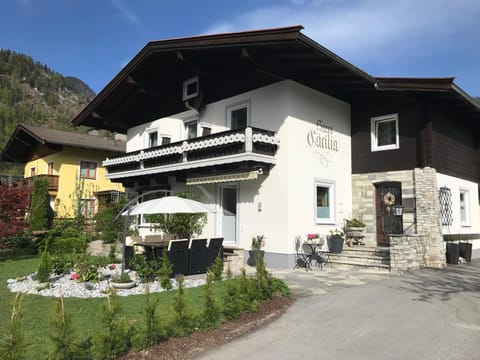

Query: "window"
left=439, top=187, right=453, bottom=226
left=47, top=162, right=54, bottom=175
left=30, top=167, right=36, bottom=177
left=148, top=131, right=158, bottom=148
left=182, top=76, right=199, bottom=101
left=371, top=113, right=399, bottom=151
left=315, top=180, right=335, bottom=224
left=161, top=136, right=171, bottom=145
left=227, top=101, right=250, bottom=130
left=80, top=161, right=97, bottom=179
left=460, top=189, right=470, bottom=226
left=200, top=122, right=212, bottom=136
left=185, top=120, right=198, bottom=139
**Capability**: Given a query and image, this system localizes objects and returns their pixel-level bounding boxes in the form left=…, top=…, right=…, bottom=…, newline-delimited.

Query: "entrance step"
left=328, top=246, right=390, bottom=271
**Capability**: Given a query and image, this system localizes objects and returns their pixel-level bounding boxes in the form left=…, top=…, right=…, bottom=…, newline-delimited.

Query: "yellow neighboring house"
left=1, top=124, right=125, bottom=222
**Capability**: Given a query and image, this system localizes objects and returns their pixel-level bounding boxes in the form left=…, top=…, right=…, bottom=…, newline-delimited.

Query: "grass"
left=0, top=257, right=227, bottom=359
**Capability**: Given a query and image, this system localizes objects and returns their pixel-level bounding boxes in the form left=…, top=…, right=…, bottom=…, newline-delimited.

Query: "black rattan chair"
left=207, top=237, right=224, bottom=268
left=167, top=239, right=189, bottom=276
left=188, top=238, right=208, bottom=274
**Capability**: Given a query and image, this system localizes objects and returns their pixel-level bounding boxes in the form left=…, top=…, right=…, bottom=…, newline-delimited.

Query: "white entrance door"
left=220, top=185, right=237, bottom=245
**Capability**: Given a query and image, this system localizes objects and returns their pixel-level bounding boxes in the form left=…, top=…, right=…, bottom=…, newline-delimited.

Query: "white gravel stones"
left=6, top=265, right=206, bottom=298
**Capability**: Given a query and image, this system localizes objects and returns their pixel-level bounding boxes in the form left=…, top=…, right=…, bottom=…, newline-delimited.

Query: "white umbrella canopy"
left=125, top=196, right=214, bottom=215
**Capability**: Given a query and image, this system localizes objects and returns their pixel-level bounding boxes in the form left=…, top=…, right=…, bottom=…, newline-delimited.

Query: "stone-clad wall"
left=412, top=167, right=445, bottom=268
left=351, top=170, right=416, bottom=245
left=352, top=167, right=446, bottom=270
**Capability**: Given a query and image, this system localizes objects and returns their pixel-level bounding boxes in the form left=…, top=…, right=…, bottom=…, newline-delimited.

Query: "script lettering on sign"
left=307, top=120, right=339, bottom=168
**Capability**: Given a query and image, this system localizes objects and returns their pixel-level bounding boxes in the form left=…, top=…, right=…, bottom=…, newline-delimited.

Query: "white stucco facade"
left=123, top=80, right=352, bottom=266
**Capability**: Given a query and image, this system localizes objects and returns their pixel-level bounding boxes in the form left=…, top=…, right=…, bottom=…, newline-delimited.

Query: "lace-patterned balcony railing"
left=104, top=127, right=279, bottom=176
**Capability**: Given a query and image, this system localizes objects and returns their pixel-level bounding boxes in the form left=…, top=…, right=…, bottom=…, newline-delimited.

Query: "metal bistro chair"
left=293, top=236, right=313, bottom=271
left=313, top=237, right=330, bottom=269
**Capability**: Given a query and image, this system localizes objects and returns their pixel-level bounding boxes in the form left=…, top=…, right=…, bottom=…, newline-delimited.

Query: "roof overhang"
left=71, top=25, right=375, bottom=133
left=374, top=77, right=480, bottom=121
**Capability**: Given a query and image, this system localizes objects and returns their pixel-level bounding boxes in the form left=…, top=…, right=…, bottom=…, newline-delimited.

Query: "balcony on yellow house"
left=26, top=174, right=60, bottom=195
left=103, top=127, right=279, bottom=180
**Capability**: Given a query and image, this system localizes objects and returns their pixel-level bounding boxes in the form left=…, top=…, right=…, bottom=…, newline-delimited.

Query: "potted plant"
left=345, top=218, right=366, bottom=246
left=247, top=235, right=265, bottom=266
left=110, top=272, right=136, bottom=289
left=327, top=228, right=344, bottom=253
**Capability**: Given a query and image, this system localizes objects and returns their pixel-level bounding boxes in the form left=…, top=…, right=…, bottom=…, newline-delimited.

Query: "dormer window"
left=183, top=76, right=199, bottom=101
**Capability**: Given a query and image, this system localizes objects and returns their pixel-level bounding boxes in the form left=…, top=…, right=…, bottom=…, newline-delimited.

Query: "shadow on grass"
left=396, top=259, right=480, bottom=302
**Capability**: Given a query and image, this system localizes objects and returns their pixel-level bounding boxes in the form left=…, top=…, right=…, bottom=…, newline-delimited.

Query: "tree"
left=0, top=185, right=31, bottom=248
left=154, top=192, right=207, bottom=239
left=29, top=178, right=51, bottom=231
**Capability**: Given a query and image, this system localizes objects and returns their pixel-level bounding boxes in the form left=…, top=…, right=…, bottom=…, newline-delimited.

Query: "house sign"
left=307, top=120, right=339, bottom=168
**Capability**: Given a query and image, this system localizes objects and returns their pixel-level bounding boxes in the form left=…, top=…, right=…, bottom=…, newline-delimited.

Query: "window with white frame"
left=315, top=180, right=335, bottom=224
left=459, top=189, right=470, bottom=226
left=370, top=113, right=399, bottom=151
left=147, top=131, right=158, bottom=148
left=227, top=101, right=250, bottom=130
left=182, top=76, right=199, bottom=101
left=185, top=120, right=198, bottom=139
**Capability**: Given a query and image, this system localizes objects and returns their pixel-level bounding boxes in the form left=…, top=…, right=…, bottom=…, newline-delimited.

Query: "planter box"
left=247, top=250, right=264, bottom=266
left=327, top=236, right=344, bottom=253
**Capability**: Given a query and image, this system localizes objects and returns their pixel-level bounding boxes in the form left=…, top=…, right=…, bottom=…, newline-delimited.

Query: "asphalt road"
left=194, top=260, right=480, bottom=360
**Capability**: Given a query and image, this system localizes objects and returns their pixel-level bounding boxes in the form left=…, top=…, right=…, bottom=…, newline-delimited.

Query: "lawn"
left=0, top=257, right=227, bottom=359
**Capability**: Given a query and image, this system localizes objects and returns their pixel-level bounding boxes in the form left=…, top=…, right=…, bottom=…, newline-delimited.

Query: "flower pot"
left=327, top=236, right=344, bottom=253
left=247, top=250, right=264, bottom=266
left=111, top=280, right=136, bottom=289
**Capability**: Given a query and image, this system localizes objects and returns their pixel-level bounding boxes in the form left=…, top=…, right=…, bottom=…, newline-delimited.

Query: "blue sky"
left=1, top=0, right=479, bottom=97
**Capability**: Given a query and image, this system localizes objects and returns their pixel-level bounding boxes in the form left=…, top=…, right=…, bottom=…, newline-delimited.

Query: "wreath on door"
left=383, top=192, right=396, bottom=206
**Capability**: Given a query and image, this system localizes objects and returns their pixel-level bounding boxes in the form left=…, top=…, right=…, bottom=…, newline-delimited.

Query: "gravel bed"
left=6, top=265, right=206, bottom=298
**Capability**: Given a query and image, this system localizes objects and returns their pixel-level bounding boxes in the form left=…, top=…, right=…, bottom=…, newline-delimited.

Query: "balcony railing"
left=104, top=127, right=279, bottom=176
left=26, top=174, right=60, bottom=192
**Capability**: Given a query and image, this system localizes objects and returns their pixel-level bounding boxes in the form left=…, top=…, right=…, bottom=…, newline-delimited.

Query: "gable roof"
left=71, top=26, right=480, bottom=132
left=1, top=124, right=126, bottom=163
left=71, top=25, right=375, bottom=133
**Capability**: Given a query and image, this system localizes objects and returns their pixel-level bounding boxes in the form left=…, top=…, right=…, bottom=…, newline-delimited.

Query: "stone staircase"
left=327, top=246, right=391, bottom=271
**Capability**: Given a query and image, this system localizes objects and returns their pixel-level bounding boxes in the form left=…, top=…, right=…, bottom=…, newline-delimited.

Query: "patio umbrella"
left=125, top=196, right=214, bottom=215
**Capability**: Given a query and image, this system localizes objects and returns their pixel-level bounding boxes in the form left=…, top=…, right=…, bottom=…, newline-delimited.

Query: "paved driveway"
left=195, top=260, right=480, bottom=360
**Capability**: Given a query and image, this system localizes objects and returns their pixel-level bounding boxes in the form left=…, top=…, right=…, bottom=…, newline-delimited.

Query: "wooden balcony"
left=26, top=174, right=60, bottom=192
left=104, top=127, right=279, bottom=179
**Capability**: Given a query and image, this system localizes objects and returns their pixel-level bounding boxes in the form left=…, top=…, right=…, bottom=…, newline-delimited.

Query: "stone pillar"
left=413, top=167, right=446, bottom=268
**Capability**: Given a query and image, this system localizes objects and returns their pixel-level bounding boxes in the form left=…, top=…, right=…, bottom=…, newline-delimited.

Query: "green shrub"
left=91, top=294, right=130, bottom=359
left=222, top=265, right=242, bottom=321
left=108, top=244, right=117, bottom=264
left=132, top=286, right=167, bottom=350
left=208, top=255, right=223, bottom=281
left=48, top=296, right=80, bottom=360
left=157, top=250, right=172, bottom=290
left=51, top=254, right=75, bottom=275
left=29, top=177, right=50, bottom=231
left=74, top=255, right=101, bottom=282
left=0, top=292, right=29, bottom=360
left=202, top=271, right=221, bottom=329
left=128, top=254, right=159, bottom=283
left=171, top=276, right=196, bottom=337
left=36, top=250, right=52, bottom=283
left=94, top=199, right=126, bottom=244
left=43, top=225, right=87, bottom=255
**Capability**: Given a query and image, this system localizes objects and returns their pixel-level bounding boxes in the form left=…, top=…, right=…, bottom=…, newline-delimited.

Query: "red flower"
left=108, top=263, right=116, bottom=270
left=307, top=233, right=316, bottom=239
left=71, top=273, right=79, bottom=280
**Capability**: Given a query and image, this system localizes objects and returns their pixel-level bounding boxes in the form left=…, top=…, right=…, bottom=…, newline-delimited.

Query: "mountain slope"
left=0, top=49, right=96, bottom=175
